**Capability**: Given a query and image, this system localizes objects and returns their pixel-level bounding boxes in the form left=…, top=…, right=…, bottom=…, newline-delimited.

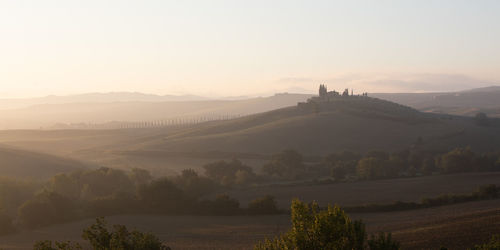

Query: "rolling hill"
left=118, top=95, right=500, bottom=157
left=0, top=145, right=92, bottom=179
left=372, top=85, right=500, bottom=117
left=0, top=94, right=498, bottom=175
left=0, top=93, right=312, bottom=129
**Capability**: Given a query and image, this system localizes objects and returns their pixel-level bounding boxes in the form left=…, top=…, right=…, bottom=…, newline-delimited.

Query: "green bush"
left=255, top=199, right=368, bottom=249
left=34, top=217, right=170, bottom=250
left=247, top=195, right=280, bottom=215
left=368, top=232, right=400, bottom=250
left=472, top=234, right=500, bottom=250
left=18, top=191, right=75, bottom=228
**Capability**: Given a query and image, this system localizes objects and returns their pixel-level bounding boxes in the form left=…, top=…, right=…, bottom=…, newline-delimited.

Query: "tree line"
left=0, top=166, right=280, bottom=234
left=257, top=147, right=500, bottom=183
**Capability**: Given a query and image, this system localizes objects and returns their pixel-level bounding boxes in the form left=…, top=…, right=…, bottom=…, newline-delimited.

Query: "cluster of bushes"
left=199, top=147, right=500, bottom=186
left=202, top=159, right=256, bottom=186
left=262, top=150, right=305, bottom=179
left=318, top=147, right=500, bottom=182
left=345, top=184, right=499, bottom=213
left=34, top=217, right=170, bottom=250
left=0, top=167, right=283, bottom=233
left=255, top=199, right=400, bottom=250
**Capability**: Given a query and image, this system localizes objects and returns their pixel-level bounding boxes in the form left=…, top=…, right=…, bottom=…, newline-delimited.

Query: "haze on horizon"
left=1, top=0, right=500, bottom=98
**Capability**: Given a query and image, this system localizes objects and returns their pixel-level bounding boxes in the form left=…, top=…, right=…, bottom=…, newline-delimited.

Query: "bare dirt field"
left=1, top=199, right=499, bottom=250
left=226, top=172, right=500, bottom=208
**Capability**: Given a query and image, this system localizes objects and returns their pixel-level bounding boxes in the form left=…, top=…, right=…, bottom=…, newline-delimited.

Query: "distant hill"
left=0, top=145, right=91, bottom=178
left=0, top=95, right=498, bottom=174
left=119, top=96, right=500, bottom=156
left=0, top=93, right=313, bottom=129
left=0, top=92, right=208, bottom=110
left=372, top=86, right=500, bottom=117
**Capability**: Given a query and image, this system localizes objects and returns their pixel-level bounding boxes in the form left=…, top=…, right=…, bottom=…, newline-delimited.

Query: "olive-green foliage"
left=262, top=150, right=305, bottom=179
left=0, top=176, right=38, bottom=214
left=247, top=195, right=280, bottom=215
left=255, top=199, right=368, bottom=250
left=18, top=191, right=75, bottom=228
left=34, top=217, right=170, bottom=250
left=203, top=159, right=255, bottom=186
left=356, top=157, right=385, bottom=180
left=325, top=151, right=360, bottom=180
left=472, top=234, right=500, bottom=250
left=33, top=240, right=82, bottom=250
left=172, top=169, right=217, bottom=199
left=437, top=147, right=476, bottom=173
left=137, top=178, right=186, bottom=213
left=368, top=233, right=400, bottom=250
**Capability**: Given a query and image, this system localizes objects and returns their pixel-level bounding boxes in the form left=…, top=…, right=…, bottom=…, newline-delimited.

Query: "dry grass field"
left=1, top=199, right=498, bottom=250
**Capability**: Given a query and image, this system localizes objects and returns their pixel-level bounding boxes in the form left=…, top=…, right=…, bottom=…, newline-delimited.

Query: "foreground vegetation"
left=34, top=217, right=170, bottom=250
left=34, top=199, right=500, bottom=250
left=255, top=199, right=400, bottom=250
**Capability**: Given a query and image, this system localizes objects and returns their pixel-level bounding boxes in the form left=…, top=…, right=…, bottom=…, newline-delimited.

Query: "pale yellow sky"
left=1, top=1, right=499, bottom=98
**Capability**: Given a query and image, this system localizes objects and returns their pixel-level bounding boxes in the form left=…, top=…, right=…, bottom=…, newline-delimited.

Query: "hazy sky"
left=1, top=0, right=499, bottom=98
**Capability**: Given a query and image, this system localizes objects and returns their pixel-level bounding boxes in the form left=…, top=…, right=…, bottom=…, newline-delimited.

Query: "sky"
left=1, top=0, right=499, bottom=98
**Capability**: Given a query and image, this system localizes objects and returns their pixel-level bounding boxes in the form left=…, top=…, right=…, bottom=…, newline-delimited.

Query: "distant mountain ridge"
left=0, top=93, right=314, bottom=129
left=0, top=92, right=208, bottom=110
left=371, top=85, right=500, bottom=117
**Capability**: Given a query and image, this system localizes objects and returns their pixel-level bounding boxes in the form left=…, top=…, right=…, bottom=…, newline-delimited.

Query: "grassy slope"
left=127, top=97, right=500, bottom=155
left=0, top=96, right=498, bottom=175
left=0, top=145, right=93, bottom=179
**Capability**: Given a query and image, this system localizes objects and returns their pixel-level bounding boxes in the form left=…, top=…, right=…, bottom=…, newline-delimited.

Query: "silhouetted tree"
left=262, top=150, right=305, bottom=179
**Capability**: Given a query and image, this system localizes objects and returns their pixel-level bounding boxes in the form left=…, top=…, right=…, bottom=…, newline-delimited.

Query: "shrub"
left=33, top=240, right=82, bottom=250
left=262, top=150, right=305, bottom=179
left=138, top=178, right=186, bottom=213
left=35, top=217, right=170, bottom=250
left=247, top=195, right=280, bottom=215
left=203, top=159, right=254, bottom=186
left=255, top=199, right=368, bottom=249
left=18, top=191, right=75, bottom=228
left=472, top=234, right=500, bottom=250
left=368, top=232, right=401, bottom=250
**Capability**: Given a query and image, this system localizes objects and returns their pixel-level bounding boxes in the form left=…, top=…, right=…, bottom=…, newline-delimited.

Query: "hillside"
left=0, top=95, right=498, bottom=174
left=372, top=85, right=500, bottom=117
left=0, top=92, right=208, bottom=110
left=0, top=145, right=92, bottom=179
left=0, top=93, right=312, bottom=129
left=119, top=96, right=500, bottom=156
